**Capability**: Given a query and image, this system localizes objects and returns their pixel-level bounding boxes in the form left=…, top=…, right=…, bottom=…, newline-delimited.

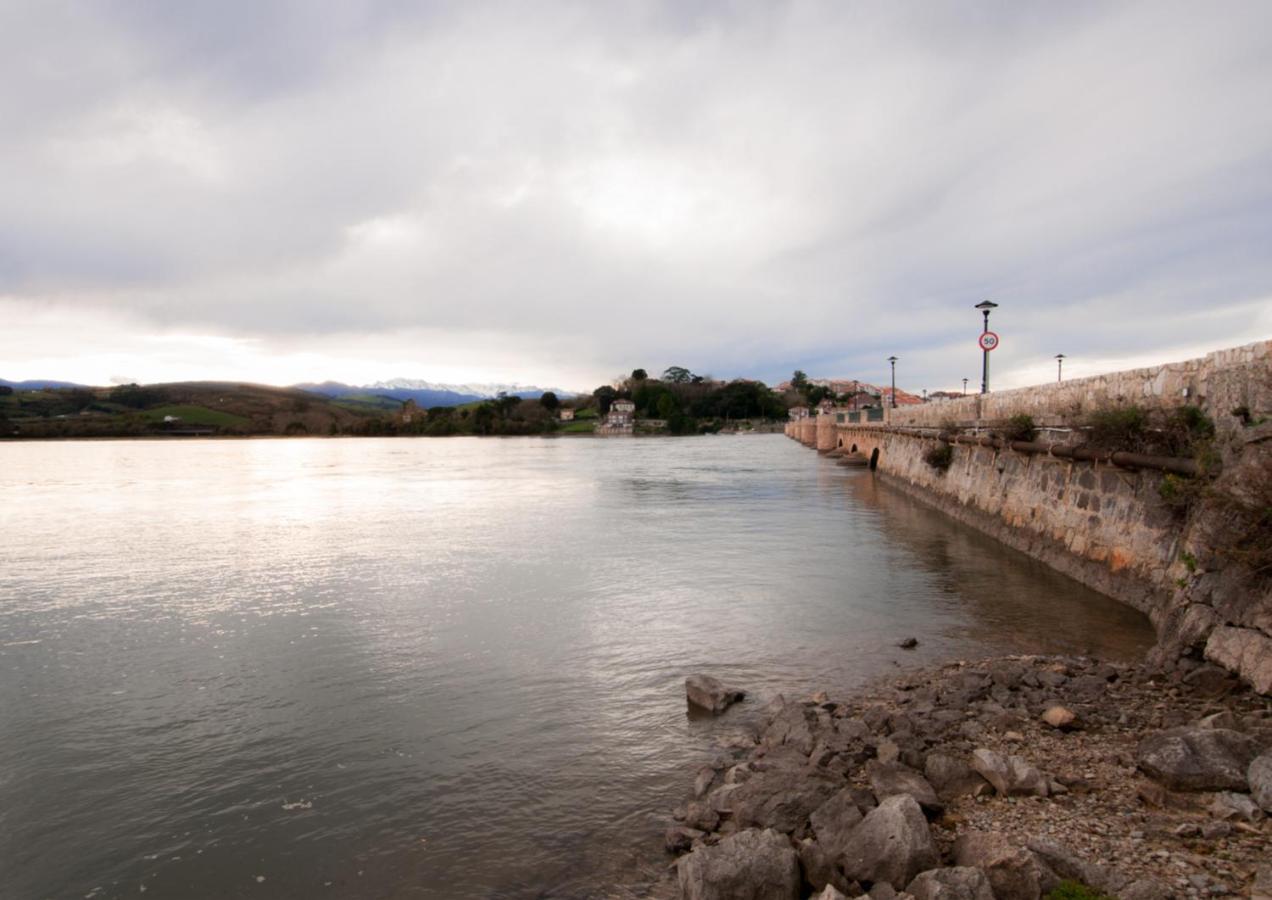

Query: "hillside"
left=0, top=381, right=392, bottom=438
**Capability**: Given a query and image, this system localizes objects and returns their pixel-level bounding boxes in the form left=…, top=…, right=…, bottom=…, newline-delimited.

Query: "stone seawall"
left=786, top=340, right=1272, bottom=693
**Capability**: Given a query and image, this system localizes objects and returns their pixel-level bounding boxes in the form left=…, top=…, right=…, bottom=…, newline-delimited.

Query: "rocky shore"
left=653, top=655, right=1272, bottom=900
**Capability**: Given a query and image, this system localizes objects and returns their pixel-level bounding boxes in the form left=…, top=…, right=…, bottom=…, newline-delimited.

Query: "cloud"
left=1, top=1, right=1270, bottom=389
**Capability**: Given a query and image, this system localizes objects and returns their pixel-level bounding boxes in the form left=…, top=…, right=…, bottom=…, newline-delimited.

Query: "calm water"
left=0, top=436, right=1152, bottom=899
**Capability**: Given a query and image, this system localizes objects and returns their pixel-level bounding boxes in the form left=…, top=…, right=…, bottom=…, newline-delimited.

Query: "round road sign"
left=978, top=331, right=1000, bottom=352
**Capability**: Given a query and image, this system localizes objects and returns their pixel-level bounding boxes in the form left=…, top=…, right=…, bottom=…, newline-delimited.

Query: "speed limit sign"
left=978, top=331, right=1000, bottom=352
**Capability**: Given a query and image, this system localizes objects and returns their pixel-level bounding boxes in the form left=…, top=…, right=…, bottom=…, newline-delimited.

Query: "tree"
left=592, top=385, right=617, bottom=415
left=631, top=368, right=648, bottom=382
left=539, top=391, right=560, bottom=411
left=662, top=366, right=693, bottom=384
left=791, top=370, right=809, bottom=392
left=656, top=393, right=679, bottom=419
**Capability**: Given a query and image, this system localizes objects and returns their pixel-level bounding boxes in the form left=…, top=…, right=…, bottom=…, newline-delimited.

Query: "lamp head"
left=975, top=301, right=998, bottom=311
left=887, top=356, right=898, bottom=364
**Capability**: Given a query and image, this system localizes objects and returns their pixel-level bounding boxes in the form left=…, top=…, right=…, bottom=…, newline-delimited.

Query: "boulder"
left=1136, top=726, right=1257, bottom=791
left=764, top=702, right=820, bottom=755
left=1025, top=838, right=1136, bottom=898
left=840, top=795, right=939, bottom=890
left=809, top=788, right=864, bottom=857
left=666, top=825, right=705, bottom=853
left=1204, top=626, right=1272, bottom=695
left=953, top=831, right=1046, bottom=900
left=925, top=753, right=990, bottom=802
left=680, top=800, right=721, bottom=832
left=677, top=828, right=801, bottom=900
left=729, top=767, right=841, bottom=833
left=687, top=675, right=746, bottom=714
left=1250, top=752, right=1272, bottom=813
left=814, top=886, right=851, bottom=900
left=866, top=761, right=943, bottom=815
left=906, top=867, right=995, bottom=900
left=798, top=839, right=853, bottom=895
left=969, top=749, right=1049, bottom=797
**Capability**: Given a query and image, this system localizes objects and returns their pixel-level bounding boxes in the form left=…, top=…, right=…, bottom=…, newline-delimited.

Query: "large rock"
left=798, top=839, right=853, bottom=895
left=969, top=749, right=1049, bottom=797
left=840, top=795, right=939, bottom=890
left=809, top=788, right=864, bottom=857
left=678, top=828, right=801, bottom=900
left=925, top=753, right=990, bottom=802
left=763, top=702, right=821, bottom=755
left=1136, top=726, right=1258, bottom=791
left=686, top=674, right=746, bottom=714
left=953, top=831, right=1047, bottom=900
left=1025, top=838, right=1152, bottom=898
left=729, top=767, right=841, bottom=833
left=866, top=761, right=943, bottom=815
left=906, top=867, right=995, bottom=900
left=1251, top=752, right=1272, bottom=813
left=1205, top=626, right=1272, bottom=695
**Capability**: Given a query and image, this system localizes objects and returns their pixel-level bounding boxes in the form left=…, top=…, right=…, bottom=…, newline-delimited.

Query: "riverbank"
left=654, top=653, right=1272, bottom=899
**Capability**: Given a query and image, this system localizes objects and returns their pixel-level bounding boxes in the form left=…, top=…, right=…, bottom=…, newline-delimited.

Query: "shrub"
left=999, top=413, right=1037, bottom=443
left=924, top=442, right=954, bottom=472
left=1085, top=405, right=1149, bottom=451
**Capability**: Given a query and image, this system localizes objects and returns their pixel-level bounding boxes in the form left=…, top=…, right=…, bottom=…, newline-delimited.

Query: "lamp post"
left=922, top=389, right=928, bottom=402
left=962, top=377, right=968, bottom=396
left=1055, top=353, right=1065, bottom=383
left=975, top=301, right=998, bottom=393
left=852, top=380, right=858, bottom=412
left=887, top=356, right=898, bottom=408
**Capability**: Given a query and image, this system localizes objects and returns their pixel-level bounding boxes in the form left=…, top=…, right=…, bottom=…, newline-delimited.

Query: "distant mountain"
left=0, top=378, right=87, bottom=390
left=295, top=379, right=575, bottom=408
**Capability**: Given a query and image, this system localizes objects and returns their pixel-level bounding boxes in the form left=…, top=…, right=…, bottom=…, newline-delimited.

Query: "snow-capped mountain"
left=365, top=379, right=572, bottom=398
left=295, top=379, right=576, bottom=408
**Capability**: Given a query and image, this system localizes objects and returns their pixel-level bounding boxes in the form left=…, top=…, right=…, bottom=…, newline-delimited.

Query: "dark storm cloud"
left=1, top=1, right=1270, bottom=388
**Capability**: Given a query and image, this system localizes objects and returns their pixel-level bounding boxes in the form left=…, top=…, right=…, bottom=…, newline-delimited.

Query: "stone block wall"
left=885, top=339, right=1270, bottom=429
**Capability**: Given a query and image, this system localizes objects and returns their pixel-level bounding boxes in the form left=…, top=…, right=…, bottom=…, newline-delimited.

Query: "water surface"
left=0, top=436, right=1152, bottom=898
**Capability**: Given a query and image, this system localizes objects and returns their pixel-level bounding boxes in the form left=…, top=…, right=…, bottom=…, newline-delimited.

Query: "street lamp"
left=1055, top=353, right=1065, bottom=383
left=962, top=377, right=968, bottom=396
left=887, top=356, right=898, bottom=408
left=975, top=301, right=998, bottom=394
left=922, top=389, right=928, bottom=402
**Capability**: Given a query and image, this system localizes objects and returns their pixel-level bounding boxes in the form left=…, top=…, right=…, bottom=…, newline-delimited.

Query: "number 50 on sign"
left=978, top=331, right=1000, bottom=352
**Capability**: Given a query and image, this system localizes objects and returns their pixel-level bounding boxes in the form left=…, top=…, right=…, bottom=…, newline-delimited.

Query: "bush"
left=924, top=442, right=954, bottom=472
left=999, top=413, right=1038, bottom=443
left=1085, top=405, right=1149, bottom=451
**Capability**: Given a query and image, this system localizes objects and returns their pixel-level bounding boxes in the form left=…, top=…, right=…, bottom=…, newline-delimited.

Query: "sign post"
left=978, top=330, right=999, bottom=394
left=974, top=301, right=1000, bottom=393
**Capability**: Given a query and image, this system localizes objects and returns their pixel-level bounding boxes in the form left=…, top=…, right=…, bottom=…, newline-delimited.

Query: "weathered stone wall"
left=788, top=340, right=1272, bottom=692
left=834, top=425, right=1182, bottom=615
left=885, top=340, right=1270, bottom=429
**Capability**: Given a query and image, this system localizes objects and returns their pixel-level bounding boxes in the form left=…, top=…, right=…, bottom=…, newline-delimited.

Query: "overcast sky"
left=2, top=1, right=1270, bottom=393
